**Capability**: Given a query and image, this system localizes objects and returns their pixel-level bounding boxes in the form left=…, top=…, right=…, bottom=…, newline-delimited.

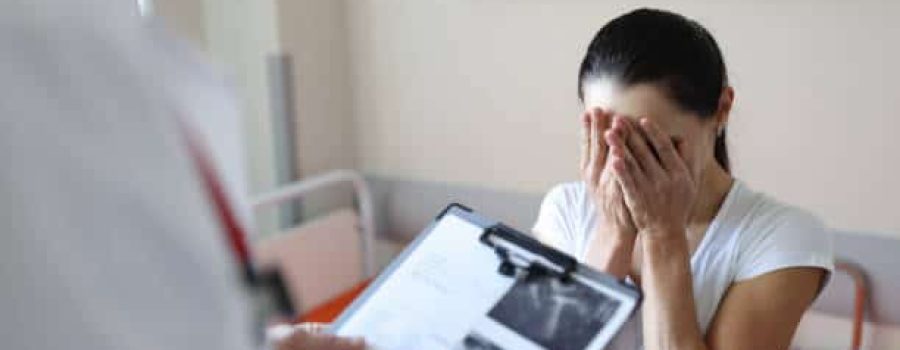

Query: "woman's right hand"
left=581, top=108, right=637, bottom=279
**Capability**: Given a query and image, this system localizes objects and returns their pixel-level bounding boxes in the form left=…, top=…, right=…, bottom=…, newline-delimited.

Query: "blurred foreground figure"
left=0, top=1, right=361, bottom=349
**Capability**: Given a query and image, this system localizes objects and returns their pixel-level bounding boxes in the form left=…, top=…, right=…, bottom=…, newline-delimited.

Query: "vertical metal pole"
left=266, top=53, right=302, bottom=228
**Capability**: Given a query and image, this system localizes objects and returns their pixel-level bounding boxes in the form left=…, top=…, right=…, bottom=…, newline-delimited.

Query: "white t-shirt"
left=533, top=180, right=834, bottom=348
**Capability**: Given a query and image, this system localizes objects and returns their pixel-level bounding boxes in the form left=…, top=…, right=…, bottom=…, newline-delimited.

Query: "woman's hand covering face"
left=604, top=117, right=699, bottom=236
left=581, top=108, right=637, bottom=238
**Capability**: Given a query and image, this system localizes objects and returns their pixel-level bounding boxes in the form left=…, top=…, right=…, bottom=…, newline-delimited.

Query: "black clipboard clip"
left=480, top=223, right=578, bottom=282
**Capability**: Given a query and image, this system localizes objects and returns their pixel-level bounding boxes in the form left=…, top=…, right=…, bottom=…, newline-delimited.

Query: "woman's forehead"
left=583, top=79, right=695, bottom=134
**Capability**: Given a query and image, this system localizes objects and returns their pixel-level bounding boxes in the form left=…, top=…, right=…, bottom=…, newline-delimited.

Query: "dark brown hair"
left=578, top=8, right=730, bottom=172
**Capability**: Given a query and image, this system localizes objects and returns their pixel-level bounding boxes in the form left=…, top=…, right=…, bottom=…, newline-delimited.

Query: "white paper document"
left=332, top=208, right=639, bottom=350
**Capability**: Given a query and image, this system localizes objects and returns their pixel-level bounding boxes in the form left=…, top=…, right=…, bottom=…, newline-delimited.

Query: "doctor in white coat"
left=0, top=1, right=362, bottom=349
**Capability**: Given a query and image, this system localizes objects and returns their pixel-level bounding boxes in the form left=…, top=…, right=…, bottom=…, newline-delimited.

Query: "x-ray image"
left=485, top=269, right=621, bottom=350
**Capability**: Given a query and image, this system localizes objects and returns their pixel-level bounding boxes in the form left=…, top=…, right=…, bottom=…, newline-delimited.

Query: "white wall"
left=347, top=0, right=900, bottom=237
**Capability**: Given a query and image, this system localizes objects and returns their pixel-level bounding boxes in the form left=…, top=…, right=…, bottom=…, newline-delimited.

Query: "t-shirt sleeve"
left=532, top=184, right=576, bottom=254
left=734, top=208, right=835, bottom=283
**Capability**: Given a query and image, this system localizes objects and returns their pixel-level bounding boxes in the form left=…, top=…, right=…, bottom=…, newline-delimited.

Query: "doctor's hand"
left=273, top=323, right=366, bottom=350
left=581, top=109, right=637, bottom=279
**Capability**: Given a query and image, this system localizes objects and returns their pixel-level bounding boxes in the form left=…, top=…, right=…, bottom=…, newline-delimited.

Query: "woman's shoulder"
left=736, top=183, right=827, bottom=237
left=542, top=181, right=588, bottom=204
left=728, top=181, right=834, bottom=281
left=540, top=181, right=596, bottom=220
left=534, top=181, right=597, bottom=257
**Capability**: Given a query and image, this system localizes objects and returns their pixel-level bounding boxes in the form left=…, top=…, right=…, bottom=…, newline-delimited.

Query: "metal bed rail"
left=251, top=169, right=376, bottom=278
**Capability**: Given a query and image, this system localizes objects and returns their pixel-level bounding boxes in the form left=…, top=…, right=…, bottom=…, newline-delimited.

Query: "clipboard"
left=331, top=204, right=641, bottom=350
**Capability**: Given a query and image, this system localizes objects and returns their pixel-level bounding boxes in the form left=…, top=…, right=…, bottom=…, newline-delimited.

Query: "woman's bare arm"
left=640, top=237, right=824, bottom=350
left=705, top=268, right=824, bottom=349
left=640, top=232, right=706, bottom=349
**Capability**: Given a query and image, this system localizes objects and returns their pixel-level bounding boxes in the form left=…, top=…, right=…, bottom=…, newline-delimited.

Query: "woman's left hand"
left=604, top=117, right=698, bottom=236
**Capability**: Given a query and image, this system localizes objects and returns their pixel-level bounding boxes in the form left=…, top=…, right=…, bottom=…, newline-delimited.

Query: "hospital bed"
left=250, top=170, right=377, bottom=321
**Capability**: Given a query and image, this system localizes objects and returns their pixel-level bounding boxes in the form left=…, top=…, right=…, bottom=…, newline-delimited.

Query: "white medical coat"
left=1, top=1, right=258, bottom=349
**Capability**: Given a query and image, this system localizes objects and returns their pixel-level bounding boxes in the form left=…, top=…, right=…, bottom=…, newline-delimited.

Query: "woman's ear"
left=715, top=86, right=735, bottom=131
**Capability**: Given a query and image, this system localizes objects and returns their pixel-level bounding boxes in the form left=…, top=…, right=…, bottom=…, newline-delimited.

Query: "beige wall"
left=152, top=0, right=359, bottom=226
left=347, top=0, right=900, bottom=236
left=149, top=0, right=900, bottom=237
left=277, top=0, right=358, bottom=215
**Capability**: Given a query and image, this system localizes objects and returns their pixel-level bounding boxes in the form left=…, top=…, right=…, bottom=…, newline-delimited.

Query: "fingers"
left=580, top=111, right=591, bottom=173
left=639, top=118, right=687, bottom=173
left=605, top=126, right=646, bottom=188
left=296, top=322, right=329, bottom=334
left=606, top=137, right=645, bottom=219
left=617, top=117, right=664, bottom=178
left=278, top=329, right=366, bottom=350
left=331, top=336, right=367, bottom=350
left=609, top=147, right=643, bottom=214
left=672, top=136, right=694, bottom=174
left=586, top=108, right=610, bottom=185
left=605, top=129, right=642, bottom=182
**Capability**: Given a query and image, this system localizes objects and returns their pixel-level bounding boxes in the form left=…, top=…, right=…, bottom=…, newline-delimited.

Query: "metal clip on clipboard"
left=479, top=224, right=578, bottom=282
